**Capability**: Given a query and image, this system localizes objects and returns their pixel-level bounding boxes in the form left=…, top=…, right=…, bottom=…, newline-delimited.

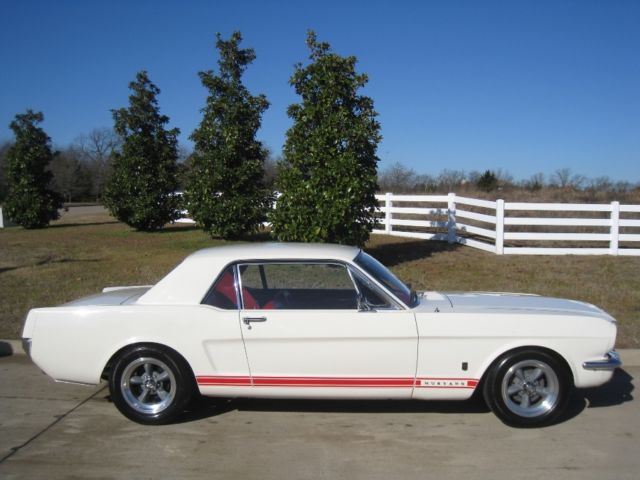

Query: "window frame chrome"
left=233, top=259, right=402, bottom=311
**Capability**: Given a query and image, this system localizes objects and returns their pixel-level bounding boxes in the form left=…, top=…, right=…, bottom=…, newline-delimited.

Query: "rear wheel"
left=109, top=345, right=194, bottom=425
left=483, top=349, right=571, bottom=427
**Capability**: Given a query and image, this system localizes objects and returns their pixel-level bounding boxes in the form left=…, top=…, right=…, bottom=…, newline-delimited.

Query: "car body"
left=22, top=242, right=621, bottom=427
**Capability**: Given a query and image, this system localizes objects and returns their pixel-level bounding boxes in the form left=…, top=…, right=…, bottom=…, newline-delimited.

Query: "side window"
left=239, top=263, right=358, bottom=310
left=351, top=271, right=394, bottom=309
left=202, top=266, right=238, bottom=309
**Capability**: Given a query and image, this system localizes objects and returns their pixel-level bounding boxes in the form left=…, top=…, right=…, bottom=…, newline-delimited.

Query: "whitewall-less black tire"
left=109, top=345, right=194, bottom=425
left=483, top=349, right=571, bottom=427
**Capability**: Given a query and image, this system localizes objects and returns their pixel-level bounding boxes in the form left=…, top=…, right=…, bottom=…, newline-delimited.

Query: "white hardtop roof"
left=185, top=242, right=361, bottom=263
left=138, top=243, right=361, bottom=305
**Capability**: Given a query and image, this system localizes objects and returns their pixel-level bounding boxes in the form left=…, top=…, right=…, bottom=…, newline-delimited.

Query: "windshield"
left=354, top=251, right=416, bottom=307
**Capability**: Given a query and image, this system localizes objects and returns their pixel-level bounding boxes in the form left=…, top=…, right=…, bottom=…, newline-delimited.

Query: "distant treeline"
left=1, top=139, right=637, bottom=204
left=378, top=162, right=640, bottom=203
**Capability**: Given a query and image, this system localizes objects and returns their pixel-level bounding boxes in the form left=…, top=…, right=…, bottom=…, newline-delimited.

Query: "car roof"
left=186, top=242, right=361, bottom=263
left=138, top=243, right=362, bottom=305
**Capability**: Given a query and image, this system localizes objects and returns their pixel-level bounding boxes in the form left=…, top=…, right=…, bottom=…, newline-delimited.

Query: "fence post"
left=385, top=192, right=392, bottom=234
left=610, top=201, right=620, bottom=255
left=0, top=207, right=3, bottom=229
left=495, top=199, right=505, bottom=255
left=447, top=193, right=456, bottom=244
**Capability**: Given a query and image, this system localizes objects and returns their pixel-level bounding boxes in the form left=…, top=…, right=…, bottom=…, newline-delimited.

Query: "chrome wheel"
left=500, top=359, right=560, bottom=418
left=120, top=357, right=177, bottom=415
left=484, top=349, right=571, bottom=427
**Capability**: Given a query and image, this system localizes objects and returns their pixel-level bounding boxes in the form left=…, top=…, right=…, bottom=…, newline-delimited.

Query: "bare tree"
left=588, top=176, right=613, bottom=192
left=414, top=173, right=438, bottom=193
left=551, top=168, right=572, bottom=188
left=437, top=169, right=467, bottom=192
left=551, top=168, right=585, bottom=189
left=74, top=127, right=121, bottom=199
left=494, top=168, right=514, bottom=187
left=378, top=162, right=418, bottom=192
left=263, top=152, right=280, bottom=189
left=613, top=180, right=634, bottom=193
left=523, top=172, right=545, bottom=191
left=467, top=170, right=482, bottom=184
left=50, top=146, right=92, bottom=202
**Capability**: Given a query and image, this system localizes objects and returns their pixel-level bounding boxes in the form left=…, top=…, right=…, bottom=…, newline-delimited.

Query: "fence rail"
left=374, top=193, right=640, bottom=256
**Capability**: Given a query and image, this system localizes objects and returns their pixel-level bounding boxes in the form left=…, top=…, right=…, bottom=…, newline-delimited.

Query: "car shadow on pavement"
left=558, top=368, right=634, bottom=425
left=176, top=394, right=491, bottom=424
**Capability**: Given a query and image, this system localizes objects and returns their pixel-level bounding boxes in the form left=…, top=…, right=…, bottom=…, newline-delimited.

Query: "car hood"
left=416, top=291, right=614, bottom=320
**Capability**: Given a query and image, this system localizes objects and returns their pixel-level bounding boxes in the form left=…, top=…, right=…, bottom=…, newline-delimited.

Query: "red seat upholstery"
left=216, top=270, right=270, bottom=309
left=215, top=271, right=239, bottom=307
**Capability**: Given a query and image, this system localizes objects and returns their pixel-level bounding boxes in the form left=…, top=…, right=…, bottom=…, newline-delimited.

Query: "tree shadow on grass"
left=151, top=226, right=275, bottom=241
left=0, top=256, right=101, bottom=275
left=151, top=224, right=202, bottom=234
left=48, top=221, right=120, bottom=229
left=365, top=239, right=460, bottom=267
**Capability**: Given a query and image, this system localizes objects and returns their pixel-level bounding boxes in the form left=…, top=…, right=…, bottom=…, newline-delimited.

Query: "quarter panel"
left=28, top=305, right=248, bottom=386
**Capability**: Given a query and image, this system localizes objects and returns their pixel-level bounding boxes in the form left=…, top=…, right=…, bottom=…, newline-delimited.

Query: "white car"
left=22, top=243, right=620, bottom=427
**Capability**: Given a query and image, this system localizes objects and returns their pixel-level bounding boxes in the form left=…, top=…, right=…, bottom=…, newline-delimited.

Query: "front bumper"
left=582, top=351, right=622, bottom=371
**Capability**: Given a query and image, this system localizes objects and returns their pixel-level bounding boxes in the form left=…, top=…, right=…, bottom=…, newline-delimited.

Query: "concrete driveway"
left=0, top=354, right=637, bottom=480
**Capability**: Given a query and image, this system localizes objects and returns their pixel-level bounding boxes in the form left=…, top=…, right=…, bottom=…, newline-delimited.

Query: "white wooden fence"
left=374, top=193, right=640, bottom=256
left=4, top=195, right=639, bottom=256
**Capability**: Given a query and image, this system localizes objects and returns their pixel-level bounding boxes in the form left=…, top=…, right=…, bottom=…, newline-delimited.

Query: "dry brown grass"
left=1, top=208, right=638, bottom=347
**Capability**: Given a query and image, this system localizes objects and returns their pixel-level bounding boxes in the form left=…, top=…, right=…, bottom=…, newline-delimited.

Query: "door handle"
left=242, top=316, right=267, bottom=329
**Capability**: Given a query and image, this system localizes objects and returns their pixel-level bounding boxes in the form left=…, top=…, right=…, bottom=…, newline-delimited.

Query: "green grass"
left=1, top=208, right=638, bottom=348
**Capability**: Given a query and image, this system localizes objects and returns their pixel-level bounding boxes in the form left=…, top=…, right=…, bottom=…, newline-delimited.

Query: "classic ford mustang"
left=22, top=243, right=620, bottom=427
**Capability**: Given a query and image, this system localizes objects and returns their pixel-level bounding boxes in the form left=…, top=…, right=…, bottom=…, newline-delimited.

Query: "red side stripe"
left=253, top=377, right=414, bottom=387
left=196, top=376, right=478, bottom=389
left=196, top=376, right=251, bottom=386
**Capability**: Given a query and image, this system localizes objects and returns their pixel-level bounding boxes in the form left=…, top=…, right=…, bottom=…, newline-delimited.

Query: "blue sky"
left=1, top=0, right=638, bottom=181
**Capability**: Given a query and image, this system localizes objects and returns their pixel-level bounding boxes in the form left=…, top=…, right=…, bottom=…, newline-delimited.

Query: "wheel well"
left=101, top=342, right=196, bottom=386
left=477, top=345, right=574, bottom=393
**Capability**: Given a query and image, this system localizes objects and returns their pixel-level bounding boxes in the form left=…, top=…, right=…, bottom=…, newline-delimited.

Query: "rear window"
left=202, top=266, right=238, bottom=309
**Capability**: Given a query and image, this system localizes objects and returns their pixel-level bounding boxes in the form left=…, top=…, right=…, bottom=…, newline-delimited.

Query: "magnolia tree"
left=186, top=31, right=271, bottom=239
left=104, top=71, right=180, bottom=231
left=4, top=110, right=62, bottom=228
left=270, top=32, right=381, bottom=246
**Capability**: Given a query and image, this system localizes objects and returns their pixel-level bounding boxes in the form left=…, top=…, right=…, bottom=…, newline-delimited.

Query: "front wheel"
left=109, top=345, right=194, bottom=425
left=483, top=349, right=571, bottom=427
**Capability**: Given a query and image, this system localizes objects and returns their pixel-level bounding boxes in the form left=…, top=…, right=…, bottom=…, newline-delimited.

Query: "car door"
left=237, top=261, right=418, bottom=399
left=195, top=265, right=253, bottom=395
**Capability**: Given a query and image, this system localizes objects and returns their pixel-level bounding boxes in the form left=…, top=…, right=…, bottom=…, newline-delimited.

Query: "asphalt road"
left=0, top=355, right=637, bottom=480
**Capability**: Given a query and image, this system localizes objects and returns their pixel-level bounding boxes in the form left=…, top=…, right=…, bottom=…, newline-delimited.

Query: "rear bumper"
left=582, top=351, right=622, bottom=371
left=22, top=338, right=32, bottom=359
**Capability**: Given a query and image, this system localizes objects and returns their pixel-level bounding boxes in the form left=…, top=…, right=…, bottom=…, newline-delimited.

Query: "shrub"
left=271, top=32, right=381, bottom=246
left=4, top=110, right=62, bottom=228
left=104, top=71, right=180, bottom=231
left=186, top=32, right=272, bottom=239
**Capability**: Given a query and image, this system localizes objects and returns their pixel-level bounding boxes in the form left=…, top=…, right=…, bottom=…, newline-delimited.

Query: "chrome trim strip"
left=582, top=351, right=622, bottom=371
